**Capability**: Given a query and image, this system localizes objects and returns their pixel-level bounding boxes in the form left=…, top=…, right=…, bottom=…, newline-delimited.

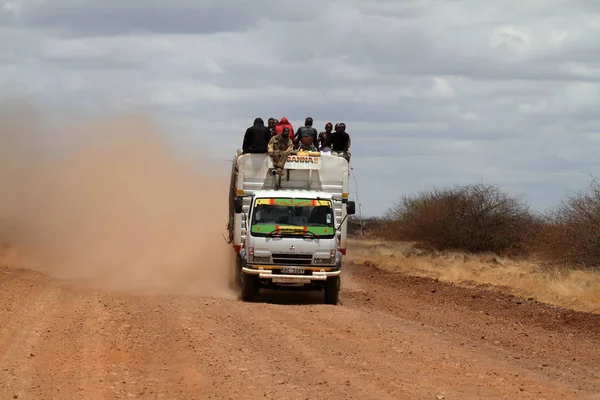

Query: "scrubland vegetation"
left=347, top=178, right=600, bottom=313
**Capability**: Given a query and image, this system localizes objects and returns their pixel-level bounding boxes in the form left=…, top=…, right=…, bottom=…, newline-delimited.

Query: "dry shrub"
left=537, top=177, right=600, bottom=270
left=381, top=183, right=535, bottom=255
left=347, top=216, right=386, bottom=238
left=346, top=216, right=364, bottom=237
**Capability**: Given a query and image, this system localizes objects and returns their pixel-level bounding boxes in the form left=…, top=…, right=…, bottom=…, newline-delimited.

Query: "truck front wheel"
left=241, top=272, right=258, bottom=302
left=324, top=276, right=340, bottom=305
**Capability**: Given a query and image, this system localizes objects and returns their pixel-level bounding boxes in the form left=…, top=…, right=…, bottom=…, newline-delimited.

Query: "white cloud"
left=490, top=26, right=532, bottom=55
left=1, top=0, right=600, bottom=215
left=2, top=0, right=21, bottom=13
left=431, top=77, right=455, bottom=98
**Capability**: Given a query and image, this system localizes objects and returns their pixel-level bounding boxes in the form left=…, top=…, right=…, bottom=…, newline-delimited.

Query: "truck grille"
left=271, top=253, right=313, bottom=265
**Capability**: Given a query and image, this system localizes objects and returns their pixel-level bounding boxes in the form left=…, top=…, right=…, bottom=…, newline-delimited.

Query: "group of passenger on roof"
left=242, top=116, right=351, bottom=163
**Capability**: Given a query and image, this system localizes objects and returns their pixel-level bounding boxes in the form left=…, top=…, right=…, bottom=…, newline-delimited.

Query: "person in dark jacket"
left=330, top=122, right=351, bottom=162
left=242, top=117, right=272, bottom=154
left=295, top=117, right=318, bottom=149
left=318, top=122, right=333, bottom=153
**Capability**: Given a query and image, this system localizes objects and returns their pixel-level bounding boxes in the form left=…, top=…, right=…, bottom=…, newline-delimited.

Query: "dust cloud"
left=0, top=105, right=237, bottom=299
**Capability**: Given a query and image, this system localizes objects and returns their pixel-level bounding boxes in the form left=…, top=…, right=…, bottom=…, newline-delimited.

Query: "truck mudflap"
left=241, top=267, right=340, bottom=283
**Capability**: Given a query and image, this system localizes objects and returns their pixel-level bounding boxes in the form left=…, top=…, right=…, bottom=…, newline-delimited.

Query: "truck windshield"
left=250, top=198, right=335, bottom=238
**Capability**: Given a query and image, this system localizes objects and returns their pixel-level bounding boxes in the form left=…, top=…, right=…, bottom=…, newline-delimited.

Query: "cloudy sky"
left=1, top=0, right=599, bottom=217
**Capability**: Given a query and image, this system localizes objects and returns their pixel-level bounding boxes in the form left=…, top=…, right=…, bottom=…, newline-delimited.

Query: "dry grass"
left=347, top=238, right=600, bottom=314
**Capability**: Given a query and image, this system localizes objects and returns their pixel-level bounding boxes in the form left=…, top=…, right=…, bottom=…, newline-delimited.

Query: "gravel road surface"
left=1, top=261, right=599, bottom=399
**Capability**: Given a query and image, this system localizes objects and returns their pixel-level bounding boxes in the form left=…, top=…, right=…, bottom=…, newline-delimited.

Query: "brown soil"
left=1, top=261, right=599, bottom=400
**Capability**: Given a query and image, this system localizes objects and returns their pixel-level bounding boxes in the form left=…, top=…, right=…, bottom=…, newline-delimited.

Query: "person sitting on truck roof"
left=318, top=122, right=333, bottom=154
left=331, top=122, right=351, bottom=162
left=274, top=117, right=295, bottom=140
left=267, top=127, right=294, bottom=175
left=297, top=125, right=318, bottom=153
left=295, top=117, right=318, bottom=149
left=267, top=118, right=276, bottom=136
left=298, top=139, right=317, bottom=153
left=242, top=117, right=272, bottom=154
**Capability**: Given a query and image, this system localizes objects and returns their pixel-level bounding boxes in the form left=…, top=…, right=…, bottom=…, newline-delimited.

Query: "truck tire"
left=241, top=272, right=258, bottom=302
left=324, top=276, right=340, bottom=305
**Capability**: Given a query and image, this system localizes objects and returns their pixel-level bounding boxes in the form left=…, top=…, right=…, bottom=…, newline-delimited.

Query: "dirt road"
left=1, top=261, right=599, bottom=400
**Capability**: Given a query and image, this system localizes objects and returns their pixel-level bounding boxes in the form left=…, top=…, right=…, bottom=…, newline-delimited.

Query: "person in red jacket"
left=274, top=117, right=295, bottom=140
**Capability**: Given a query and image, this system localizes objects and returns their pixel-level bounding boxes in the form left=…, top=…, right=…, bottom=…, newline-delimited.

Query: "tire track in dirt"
left=173, top=298, right=400, bottom=400
left=88, top=292, right=207, bottom=399
left=0, top=269, right=64, bottom=396
left=13, top=285, right=113, bottom=398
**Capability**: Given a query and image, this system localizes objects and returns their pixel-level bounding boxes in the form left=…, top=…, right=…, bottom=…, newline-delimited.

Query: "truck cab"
left=229, top=152, right=355, bottom=304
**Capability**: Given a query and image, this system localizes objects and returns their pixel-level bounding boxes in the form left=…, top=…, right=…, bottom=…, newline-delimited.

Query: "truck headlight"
left=314, top=250, right=336, bottom=264
left=248, top=247, right=254, bottom=262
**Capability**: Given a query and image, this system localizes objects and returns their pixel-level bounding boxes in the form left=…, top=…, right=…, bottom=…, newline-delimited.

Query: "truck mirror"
left=234, top=197, right=243, bottom=214
left=347, top=201, right=356, bottom=215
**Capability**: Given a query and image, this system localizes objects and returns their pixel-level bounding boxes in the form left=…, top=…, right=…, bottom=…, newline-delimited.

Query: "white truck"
left=227, top=150, right=356, bottom=305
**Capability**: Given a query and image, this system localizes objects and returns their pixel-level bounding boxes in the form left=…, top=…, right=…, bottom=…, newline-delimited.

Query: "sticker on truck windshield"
left=326, top=214, right=332, bottom=224
left=254, top=198, right=332, bottom=207
left=251, top=225, right=332, bottom=235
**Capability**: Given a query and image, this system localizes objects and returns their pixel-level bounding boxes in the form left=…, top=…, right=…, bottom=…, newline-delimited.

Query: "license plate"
left=281, top=267, right=304, bottom=274
left=272, top=276, right=310, bottom=284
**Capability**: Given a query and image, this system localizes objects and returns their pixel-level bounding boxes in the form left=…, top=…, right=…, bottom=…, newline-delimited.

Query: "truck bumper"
left=242, top=267, right=340, bottom=283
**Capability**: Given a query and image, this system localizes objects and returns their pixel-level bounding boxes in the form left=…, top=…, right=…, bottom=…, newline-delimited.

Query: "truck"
left=227, top=150, right=356, bottom=305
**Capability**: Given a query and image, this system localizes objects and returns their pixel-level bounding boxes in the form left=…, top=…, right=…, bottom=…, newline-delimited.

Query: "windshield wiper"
left=301, top=231, right=318, bottom=239
left=266, top=228, right=319, bottom=238
left=266, top=228, right=297, bottom=237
